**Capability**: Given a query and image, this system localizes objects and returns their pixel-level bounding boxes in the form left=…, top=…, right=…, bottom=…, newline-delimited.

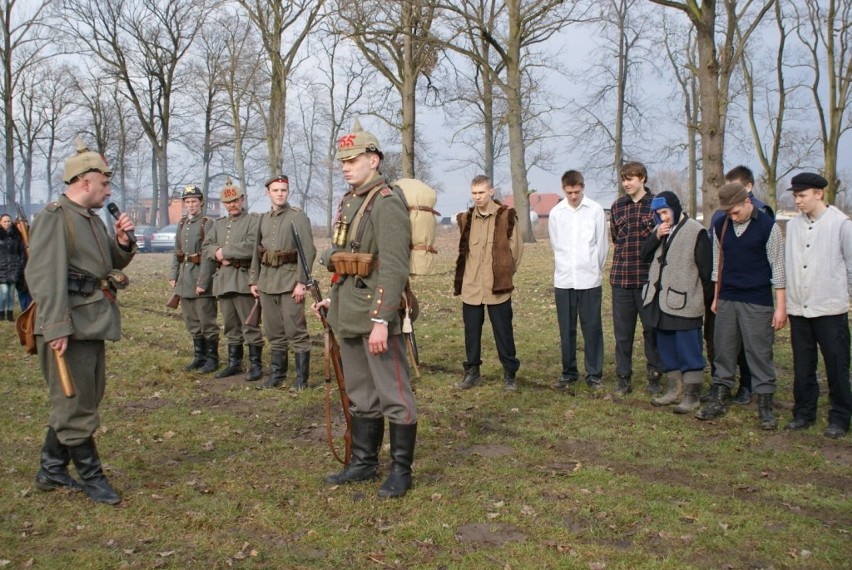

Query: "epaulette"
left=290, top=206, right=302, bottom=212
left=379, top=187, right=393, bottom=197
left=45, top=201, right=61, bottom=212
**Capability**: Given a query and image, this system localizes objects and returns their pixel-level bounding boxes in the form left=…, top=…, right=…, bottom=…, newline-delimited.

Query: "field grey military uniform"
left=203, top=203, right=263, bottom=380
left=249, top=203, right=316, bottom=389
left=28, top=194, right=135, bottom=505
left=172, top=211, right=219, bottom=372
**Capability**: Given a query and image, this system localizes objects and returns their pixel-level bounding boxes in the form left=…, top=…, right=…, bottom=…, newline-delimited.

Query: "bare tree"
left=795, top=0, right=852, bottom=204
left=36, top=65, right=75, bottom=204
left=335, top=0, right=440, bottom=179
left=235, top=0, right=326, bottom=177
left=660, top=15, right=701, bottom=217
left=438, top=0, right=587, bottom=242
left=1, top=0, right=51, bottom=208
left=647, top=0, right=775, bottom=224
left=738, top=0, right=815, bottom=210
left=569, top=0, right=653, bottom=193
left=60, top=0, right=209, bottom=225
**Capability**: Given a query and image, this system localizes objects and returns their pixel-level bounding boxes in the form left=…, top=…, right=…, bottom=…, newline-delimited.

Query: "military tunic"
left=203, top=210, right=262, bottom=346
left=249, top=204, right=316, bottom=352
left=25, top=195, right=135, bottom=446
left=324, top=175, right=416, bottom=424
left=171, top=214, right=218, bottom=342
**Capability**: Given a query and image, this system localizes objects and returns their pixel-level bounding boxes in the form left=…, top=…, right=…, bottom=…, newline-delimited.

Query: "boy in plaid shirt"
left=609, top=161, right=663, bottom=395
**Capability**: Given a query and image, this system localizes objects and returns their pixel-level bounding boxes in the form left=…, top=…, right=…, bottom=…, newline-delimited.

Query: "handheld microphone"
left=106, top=203, right=137, bottom=245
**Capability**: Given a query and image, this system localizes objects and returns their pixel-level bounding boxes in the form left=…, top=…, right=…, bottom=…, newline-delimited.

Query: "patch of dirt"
left=455, top=523, right=527, bottom=545
left=464, top=444, right=514, bottom=458
left=122, top=398, right=169, bottom=413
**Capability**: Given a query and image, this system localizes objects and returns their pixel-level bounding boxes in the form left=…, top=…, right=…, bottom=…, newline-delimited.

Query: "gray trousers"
left=259, top=291, right=310, bottom=352
left=38, top=337, right=106, bottom=447
left=712, top=299, right=776, bottom=394
left=219, top=293, right=263, bottom=346
left=339, top=335, right=417, bottom=425
left=181, top=296, right=219, bottom=341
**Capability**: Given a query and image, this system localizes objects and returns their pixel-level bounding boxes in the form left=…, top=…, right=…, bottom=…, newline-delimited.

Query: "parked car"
left=134, top=226, right=158, bottom=253
left=149, top=224, right=178, bottom=253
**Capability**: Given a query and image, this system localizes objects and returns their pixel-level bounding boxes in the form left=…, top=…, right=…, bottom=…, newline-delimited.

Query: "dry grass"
left=0, top=230, right=849, bottom=569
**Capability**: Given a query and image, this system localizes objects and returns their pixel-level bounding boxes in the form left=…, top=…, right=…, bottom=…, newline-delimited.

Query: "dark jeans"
left=611, top=286, right=661, bottom=378
left=463, top=300, right=519, bottom=374
left=703, top=306, right=752, bottom=389
left=789, top=314, right=851, bottom=430
left=555, top=286, right=603, bottom=380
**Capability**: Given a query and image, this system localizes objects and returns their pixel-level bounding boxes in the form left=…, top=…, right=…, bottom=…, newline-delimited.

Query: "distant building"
left=502, top=193, right=563, bottom=229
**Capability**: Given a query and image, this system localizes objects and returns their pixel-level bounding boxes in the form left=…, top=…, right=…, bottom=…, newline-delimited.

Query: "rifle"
left=245, top=297, right=261, bottom=327
left=14, top=203, right=29, bottom=252
left=292, top=223, right=351, bottom=466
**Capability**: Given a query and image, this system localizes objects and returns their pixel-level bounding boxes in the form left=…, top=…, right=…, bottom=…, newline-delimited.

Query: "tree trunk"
left=505, top=0, right=532, bottom=243
left=694, top=17, right=725, bottom=225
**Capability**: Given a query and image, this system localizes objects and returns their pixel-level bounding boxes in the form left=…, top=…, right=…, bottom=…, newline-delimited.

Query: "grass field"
left=1, top=230, right=849, bottom=569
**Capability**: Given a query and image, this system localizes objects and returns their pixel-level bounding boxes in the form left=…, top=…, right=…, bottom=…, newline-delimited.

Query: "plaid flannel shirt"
left=609, top=190, right=656, bottom=288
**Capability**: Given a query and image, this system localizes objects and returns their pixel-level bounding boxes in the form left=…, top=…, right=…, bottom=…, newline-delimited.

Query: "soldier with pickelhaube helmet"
left=170, top=184, right=219, bottom=373
left=249, top=174, right=316, bottom=390
left=202, top=178, right=264, bottom=381
left=26, top=136, right=136, bottom=504
left=312, top=119, right=418, bottom=499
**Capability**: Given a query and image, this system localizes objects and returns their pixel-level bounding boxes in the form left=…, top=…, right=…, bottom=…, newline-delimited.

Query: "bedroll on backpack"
left=394, top=178, right=440, bottom=276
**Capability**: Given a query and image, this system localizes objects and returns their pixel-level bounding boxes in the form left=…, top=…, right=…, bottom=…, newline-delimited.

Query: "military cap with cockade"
left=265, top=174, right=289, bottom=188
left=63, top=136, right=112, bottom=184
left=335, top=118, right=384, bottom=161
left=220, top=177, right=244, bottom=203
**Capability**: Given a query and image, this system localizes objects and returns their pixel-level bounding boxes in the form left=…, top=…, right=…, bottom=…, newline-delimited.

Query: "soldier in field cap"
left=202, top=177, right=263, bottom=382
left=783, top=172, right=852, bottom=439
left=27, top=136, right=136, bottom=504
left=249, top=174, right=316, bottom=390
left=312, top=119, right=418, bottom=498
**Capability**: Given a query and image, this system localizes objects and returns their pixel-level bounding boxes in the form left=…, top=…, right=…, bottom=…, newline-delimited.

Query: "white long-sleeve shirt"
left=548, top=195, right=609, bottom=290
left=785, top=205, right=852, bottom=318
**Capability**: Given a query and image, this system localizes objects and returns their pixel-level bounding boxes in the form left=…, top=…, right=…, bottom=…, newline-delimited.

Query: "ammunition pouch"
left=261, top=248, right=297, bottom=267
left=330, top=252, right=377, bottom=277
left=67, top=270, right=128, bottom=297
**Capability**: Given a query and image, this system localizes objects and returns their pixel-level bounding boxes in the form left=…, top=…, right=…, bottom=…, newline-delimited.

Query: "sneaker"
left=554, top=376, right=578, bottom=390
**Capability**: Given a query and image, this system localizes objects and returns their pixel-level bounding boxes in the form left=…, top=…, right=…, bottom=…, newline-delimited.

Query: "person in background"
left=0, top=213, right=24, bottom=321
left=641, top=192, right=711, bottom=414
left=783, top=172, right=852, bottom=439
left=250, top=174, right=316, bottom=391
left=169, top=185, right=219, bottom=374
left=609, top=161, right=664, bottom=395
left=549, top=170, right=608, bottom=392
left=454, top=175, right=523, bottom=391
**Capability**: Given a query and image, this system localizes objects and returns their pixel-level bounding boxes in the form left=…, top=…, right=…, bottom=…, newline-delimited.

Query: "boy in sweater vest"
left=697, top=183, right=787, bottom=429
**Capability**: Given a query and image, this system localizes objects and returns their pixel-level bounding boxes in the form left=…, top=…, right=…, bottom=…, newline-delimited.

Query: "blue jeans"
left=555, top=287, right=604, bottom=380
left=0, top=283, right=14, bottom=312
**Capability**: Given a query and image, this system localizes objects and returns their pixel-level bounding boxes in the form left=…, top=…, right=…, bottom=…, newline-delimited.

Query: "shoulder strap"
left=349, top=185, right=386, bottom=251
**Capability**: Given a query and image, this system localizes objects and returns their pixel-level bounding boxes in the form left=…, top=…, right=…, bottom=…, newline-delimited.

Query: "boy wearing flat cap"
left=783, top=172, right=852, bottom=439
left=697, top=182, right=787, bottom=429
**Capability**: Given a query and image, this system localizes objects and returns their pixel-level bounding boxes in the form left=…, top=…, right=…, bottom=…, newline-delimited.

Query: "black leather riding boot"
left=378, top=422, right=417, bottom=499
left=34, top=427, right=83, bottom=492
left=291, top=351, right=310, bottom=391
left=198, top=338, right=219, bottom=374
left=68, top=437, right=120, bottom=504
left=184, top=338, right=207, bottom=371
left=324, top=417, right=384, bottom=485
left=259, top=349, right=287, bottom=389
left=215, top=344, right=244, bottom=378
left=245, top=344, right=264, bottom=381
